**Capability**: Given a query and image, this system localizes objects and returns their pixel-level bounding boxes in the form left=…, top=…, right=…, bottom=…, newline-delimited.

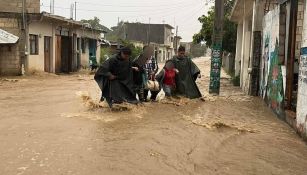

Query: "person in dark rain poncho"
left=94, top=47, right=139, bottom=107
left=171, top=46, right=202, bottom=99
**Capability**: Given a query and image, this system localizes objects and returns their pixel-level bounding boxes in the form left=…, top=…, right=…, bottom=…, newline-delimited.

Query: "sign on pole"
left=209, top=0, right=224, bottom=95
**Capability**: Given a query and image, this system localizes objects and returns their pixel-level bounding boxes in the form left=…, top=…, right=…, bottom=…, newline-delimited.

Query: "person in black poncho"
left=171, top=46, right=202, bottom=99
left=94, top=47, right=139, bottom=107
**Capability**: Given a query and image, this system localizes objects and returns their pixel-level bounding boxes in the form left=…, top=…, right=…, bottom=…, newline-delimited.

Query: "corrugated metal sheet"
left=0, top=29, right=19, bottom=44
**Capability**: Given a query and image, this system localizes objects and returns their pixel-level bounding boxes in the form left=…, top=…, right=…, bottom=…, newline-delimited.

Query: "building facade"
left=231, top=0, right=307, bottom=140
left=0, top=0, right=102, bottom=75
left=28, top=13, right=102, bottom=73
left=118, top=22, right=176, bottom=62
left=0, top=0, right=40, bottom=75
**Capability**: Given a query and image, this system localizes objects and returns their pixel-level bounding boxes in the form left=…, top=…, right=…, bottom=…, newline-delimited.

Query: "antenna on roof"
left=70, top=3, right=74, bottom=19
left=50, top=0, right=54, bottom=14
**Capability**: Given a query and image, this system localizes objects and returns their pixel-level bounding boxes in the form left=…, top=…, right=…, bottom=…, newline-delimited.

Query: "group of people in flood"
left=94, top=45, right=202, bottom=107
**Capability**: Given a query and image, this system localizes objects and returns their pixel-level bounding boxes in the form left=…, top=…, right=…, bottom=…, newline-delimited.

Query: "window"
left=29, top=34, right=38, bottom=55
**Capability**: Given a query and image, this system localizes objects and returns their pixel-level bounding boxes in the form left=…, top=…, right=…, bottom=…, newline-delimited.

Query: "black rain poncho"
left=171, top=56, right=202, bottom=99
left=94, top=54, right=137, bottom=106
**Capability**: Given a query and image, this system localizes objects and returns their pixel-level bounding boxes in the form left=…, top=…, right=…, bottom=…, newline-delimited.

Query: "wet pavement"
left=0, top=57, right=307, bottom=175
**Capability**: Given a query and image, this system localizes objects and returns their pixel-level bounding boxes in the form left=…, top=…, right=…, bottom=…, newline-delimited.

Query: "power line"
left=41, top=3, right=196, bottom=14
left=75, top=0, right=190, bottom=8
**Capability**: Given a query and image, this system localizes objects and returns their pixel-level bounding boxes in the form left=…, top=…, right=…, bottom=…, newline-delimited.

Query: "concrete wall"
left=297, top=0, right=307, bottom=139
left=296, top=1, right=305, bottom=61
left=261, top=6, right=286, bottom=115
left=235, top=23, right=243, bottom=77
left=27, top=20, right=102, bottom=71
left=0, top=0, right=40, bottom=13
left=0, top=17, right=22, bottom=75
left=241, top=17, right=252, bottom=93
left=164, top=27, right=173, bottom=47
left=76, top=29, right=101, bottom=68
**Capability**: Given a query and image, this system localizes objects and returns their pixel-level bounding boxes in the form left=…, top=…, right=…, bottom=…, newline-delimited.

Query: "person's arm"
left=155, top=69, right=164, bottom=82
left=99, top=58, right=116, bottom=80
left=190, top=59, right=201, bottom=81
left=154, top=57, right=159, bottom=74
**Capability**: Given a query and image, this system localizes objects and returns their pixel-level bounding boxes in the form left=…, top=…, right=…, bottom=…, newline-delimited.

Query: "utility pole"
left=148, top=18, right=151, bottom=45
left=75, top=1, right=77, bottom=20
left=209, top=0, right=224, bottom=95
left=175, top=26, right=178, bottom=54
left=50, top=0, right=55, bottom=14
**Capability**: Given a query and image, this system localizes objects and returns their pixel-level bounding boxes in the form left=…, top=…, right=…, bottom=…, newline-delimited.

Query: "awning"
left=0, top=29, right=19, bottom=44
left=230, top=0, right=253, bottom=23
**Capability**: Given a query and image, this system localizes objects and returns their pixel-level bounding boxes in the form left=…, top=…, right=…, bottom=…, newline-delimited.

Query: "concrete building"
left=27, top=13, right=102, bottom=73
left=0, top=0, right=40, bottom=75
left=0, top=0, right=103, bottom=75
left=118, top=22, right=176, bottom=62
left=231, top=0, right=307, bottom=140
left=180, top=42, right=206, bottom=58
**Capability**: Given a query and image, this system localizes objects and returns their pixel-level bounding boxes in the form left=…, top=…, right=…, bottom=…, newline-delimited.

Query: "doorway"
left=44, top=36, right=52, bottom=73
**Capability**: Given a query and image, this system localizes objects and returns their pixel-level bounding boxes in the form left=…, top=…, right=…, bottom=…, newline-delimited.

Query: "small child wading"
left=156, top=60, right=179, bottom=97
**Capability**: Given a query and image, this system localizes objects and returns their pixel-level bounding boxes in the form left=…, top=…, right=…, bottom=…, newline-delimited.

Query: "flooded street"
left=0, top=57, right=307, bottom=175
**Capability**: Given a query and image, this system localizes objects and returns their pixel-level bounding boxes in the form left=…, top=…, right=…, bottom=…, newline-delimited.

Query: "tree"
left=105, top=21, right=126, bottom=42
left=81, top=17, right=111, bottom=33
left=193, top=0, right=237, bottom=53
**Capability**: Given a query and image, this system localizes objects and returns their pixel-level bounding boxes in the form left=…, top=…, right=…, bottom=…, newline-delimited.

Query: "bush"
left=100, top=47, right=112, bottom=64
left=120, top=39, right=142, bottom=60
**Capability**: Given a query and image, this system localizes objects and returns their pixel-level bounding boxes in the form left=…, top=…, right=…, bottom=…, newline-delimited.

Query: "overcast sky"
left=40, top=0, right=213, bottom=42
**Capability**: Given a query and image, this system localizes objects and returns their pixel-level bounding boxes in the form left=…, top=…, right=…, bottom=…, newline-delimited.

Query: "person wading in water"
left=171, top=46, right=202, bottom=99
left=94, top=47, right=139, bottom=107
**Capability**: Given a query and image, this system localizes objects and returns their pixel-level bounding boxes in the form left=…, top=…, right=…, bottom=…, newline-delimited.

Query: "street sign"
left=209, top=0, right=224, bottom=95
left=209, top=43, right=222, bottom=94
left=0, top=29, right=19, bottom=44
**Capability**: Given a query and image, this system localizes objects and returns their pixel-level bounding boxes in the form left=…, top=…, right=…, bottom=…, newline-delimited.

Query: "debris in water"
left=159, top=97, right=191, bottom=106
left=181, top=114, right=258, bottom=133
left=2, top=78, right=19, bottom=82
left=75, top=91, right=109, bottom=109
left=112, top=103, right=135, bottom=112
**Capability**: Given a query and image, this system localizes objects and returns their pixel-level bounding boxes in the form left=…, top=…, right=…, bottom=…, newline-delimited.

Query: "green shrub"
left=100, top=47, right=112, bottom=64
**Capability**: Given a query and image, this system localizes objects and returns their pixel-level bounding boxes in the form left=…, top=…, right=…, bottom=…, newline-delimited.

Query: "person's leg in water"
left=137, top=87, right=145, bottom=102
left=150, top=90, right=160, bottom=101
left=143, top=89, right=149, bottom=102
left=163, top=85, right=172, bottom=98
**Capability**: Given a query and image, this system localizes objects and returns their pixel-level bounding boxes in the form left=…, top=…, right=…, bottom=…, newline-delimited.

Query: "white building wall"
left=28, top=21, right=54, bottom=72
left=235, top=23, right=243, bottom=76
left=297, top=1, right=307, bottom=138
left=241, top=17, right=252, bottom=93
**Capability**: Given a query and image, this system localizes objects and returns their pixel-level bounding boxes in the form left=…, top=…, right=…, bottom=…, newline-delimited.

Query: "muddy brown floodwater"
left=0, top=57, right=307, bottom=175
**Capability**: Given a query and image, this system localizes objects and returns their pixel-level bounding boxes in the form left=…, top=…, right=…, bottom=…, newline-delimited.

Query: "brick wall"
left=0, top=17, right=23, bottom=75
left=296, top=0, right=304, bottom=59
left=0, top=0, right=40, bottom=14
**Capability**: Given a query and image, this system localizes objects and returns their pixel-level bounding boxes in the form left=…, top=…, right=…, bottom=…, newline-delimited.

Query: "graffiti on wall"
left=267, top=39, right=284, bottom=114
left=261, top=6, right=284, bottom=115
left=260, top=35, right=270, bottom=98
